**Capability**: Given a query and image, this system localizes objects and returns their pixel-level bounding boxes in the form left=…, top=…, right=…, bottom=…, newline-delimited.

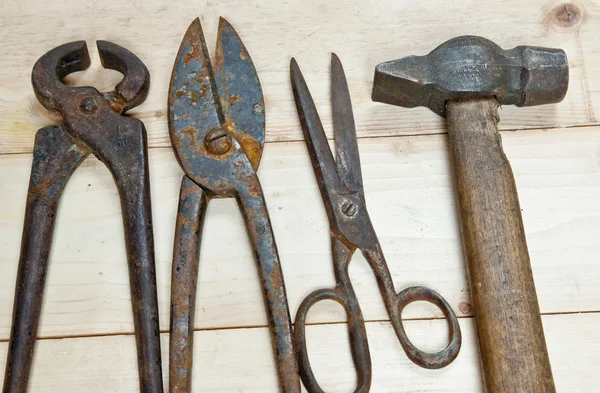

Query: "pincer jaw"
left=31, top=40, right=150, bottom=115
left=32, top=40, right=91, bottom=112
left=97, top=40, right=150, bottom=112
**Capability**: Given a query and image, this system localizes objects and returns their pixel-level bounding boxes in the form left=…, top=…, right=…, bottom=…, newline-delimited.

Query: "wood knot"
left=459, top=302, right=473, bottom=316
left=544, top=3, right=584, bottom=30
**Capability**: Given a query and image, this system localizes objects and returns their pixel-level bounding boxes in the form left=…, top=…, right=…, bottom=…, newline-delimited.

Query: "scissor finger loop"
left=294, top=287, right=371, bottom=393
left=295, top=288, right=344, bottom=335
left=394, top=286, right=462, bottom=369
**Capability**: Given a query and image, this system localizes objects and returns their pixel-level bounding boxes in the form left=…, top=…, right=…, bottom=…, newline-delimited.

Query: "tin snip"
left=168, top=18, right=300, bottom=393
left=290, top=55, right=462, bottom=393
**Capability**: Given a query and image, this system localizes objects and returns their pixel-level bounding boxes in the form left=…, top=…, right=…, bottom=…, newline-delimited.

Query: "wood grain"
left=447, top=98, right=554, bottom=392
left=0, top=126, right=598, bottom=339
left=1, top=1, right=598, bottom=390
left=0, top=0, right=598, bottom=154
left=0, top=313, right=597, bottom=392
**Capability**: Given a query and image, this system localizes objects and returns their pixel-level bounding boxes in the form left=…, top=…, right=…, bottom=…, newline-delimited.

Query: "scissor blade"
left=290, top=58, right=342, bottom=199
left=169, top=18, right=224, bottom=153
left=214, top=17, right=265, bottom=170
left=331, top=53, right=363, bottom=196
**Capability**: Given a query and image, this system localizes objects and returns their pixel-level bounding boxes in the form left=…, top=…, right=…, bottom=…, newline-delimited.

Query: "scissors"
left=168, top=18, right=300, bottom=393
left=4, top=41, right=163, bottom=393
left=290, top=54, right=462, bottom=393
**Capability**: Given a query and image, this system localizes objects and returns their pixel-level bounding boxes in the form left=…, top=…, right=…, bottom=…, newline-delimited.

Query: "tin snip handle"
left=170, top=176, right=207, bottom=393
left=235, top=171, right=299, bottom=393
left=169, top=174, right=299, bottom=393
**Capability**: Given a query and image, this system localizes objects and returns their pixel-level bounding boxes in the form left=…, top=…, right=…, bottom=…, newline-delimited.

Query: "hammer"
left=372, top=36, right=568, bottom=393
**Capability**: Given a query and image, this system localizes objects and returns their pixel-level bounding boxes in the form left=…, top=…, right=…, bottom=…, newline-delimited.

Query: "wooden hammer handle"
left=446, top=97, right=556, bottom=393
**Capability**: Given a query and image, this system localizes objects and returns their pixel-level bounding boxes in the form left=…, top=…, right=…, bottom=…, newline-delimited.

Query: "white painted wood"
left=1, top=127, right=598, bottom=338
left=0, top=313, right=596, bottom=392
left=0, top=0, right=597, bottom=153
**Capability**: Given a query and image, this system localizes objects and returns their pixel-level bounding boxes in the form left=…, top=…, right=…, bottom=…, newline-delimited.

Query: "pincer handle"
left=103, top=116, right=163, bottom=393
left=3, top=126, right=88, bottom=393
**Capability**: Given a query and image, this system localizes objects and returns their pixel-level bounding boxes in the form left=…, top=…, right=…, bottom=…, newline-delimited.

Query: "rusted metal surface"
left=168, top=18, right=300, bottom=393
left=170, top=176, right=205, bottom=393
left=290, top=54, right=462, bottom=393
left=372, top=35, right=569, bottom=116
left=3, top=41, right=163, bottom=393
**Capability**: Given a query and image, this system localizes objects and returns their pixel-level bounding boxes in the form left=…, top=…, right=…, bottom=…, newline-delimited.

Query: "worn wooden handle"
left=446, top=97, right=556, bottom=393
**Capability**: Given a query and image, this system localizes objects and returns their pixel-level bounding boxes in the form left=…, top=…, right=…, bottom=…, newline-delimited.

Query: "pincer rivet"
left=79, top=97, right=98, bottom=113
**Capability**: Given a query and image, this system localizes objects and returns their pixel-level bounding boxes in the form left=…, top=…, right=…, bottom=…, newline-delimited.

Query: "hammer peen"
left=372, top=36, right=568, bottom=393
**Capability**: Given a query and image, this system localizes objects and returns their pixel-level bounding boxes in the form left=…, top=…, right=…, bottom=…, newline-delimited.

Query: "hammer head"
left=372, top=36, right=568, bottom=117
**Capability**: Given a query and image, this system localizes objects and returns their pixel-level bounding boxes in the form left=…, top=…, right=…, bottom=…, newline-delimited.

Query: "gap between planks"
left=1, top=121, right=598, bottom=157
left=1, top=310, right=597, bottom=343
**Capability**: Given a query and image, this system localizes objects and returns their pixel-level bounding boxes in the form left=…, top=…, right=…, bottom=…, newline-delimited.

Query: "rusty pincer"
left=3, top=41, right=163, bottom=393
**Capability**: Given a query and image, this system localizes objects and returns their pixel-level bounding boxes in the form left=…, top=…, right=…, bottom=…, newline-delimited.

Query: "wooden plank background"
left=0, top=0, right=599, bottom=391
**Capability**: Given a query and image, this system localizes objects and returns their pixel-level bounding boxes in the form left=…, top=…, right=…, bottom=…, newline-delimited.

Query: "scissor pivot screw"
left=204, top=128, right=232, bottom=155
left=79, top=97, right=98, bottom=113
left=340, top=200, right=357, bottom=217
